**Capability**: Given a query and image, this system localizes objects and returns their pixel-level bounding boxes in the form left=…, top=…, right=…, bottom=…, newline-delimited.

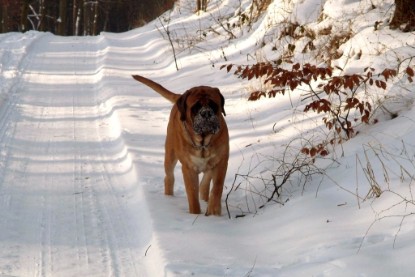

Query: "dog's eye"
left=208, top=101, right=219, bottom=113
left=191, top=103, right=202, bottom=115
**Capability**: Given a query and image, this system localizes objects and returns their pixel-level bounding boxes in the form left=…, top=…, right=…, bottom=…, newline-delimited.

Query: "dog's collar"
left=182, top=121, right=211, bottom=150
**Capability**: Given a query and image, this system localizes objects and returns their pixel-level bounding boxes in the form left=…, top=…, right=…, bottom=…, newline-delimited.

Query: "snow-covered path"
left=0, top=32, right=159, bottom=276
left=0, top=28, right=294, bottom=277
left=1, top=1, right=415, bottom=276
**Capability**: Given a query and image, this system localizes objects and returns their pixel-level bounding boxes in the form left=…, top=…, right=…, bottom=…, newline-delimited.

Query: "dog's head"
left=176, top=86, right=226, bottom=136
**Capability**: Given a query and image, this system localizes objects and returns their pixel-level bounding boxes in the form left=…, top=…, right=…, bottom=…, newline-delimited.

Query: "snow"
left=0, top=0, right=414, bottom=276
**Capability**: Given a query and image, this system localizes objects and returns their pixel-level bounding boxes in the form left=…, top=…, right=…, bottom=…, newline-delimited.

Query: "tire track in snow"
left=72, top=36, right=141, bottom=277
left=0, top=32, right=51, bottom=276
left=0, top=33, right=157, bottom=276
left=0, top=33, right=46, bottom=184
left=89, top=35, right=164, bottom=277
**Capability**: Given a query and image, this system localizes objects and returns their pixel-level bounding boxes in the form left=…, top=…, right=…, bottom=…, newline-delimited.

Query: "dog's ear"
left=176, top=90, right=190, bottom=121
left=216, top=88, right=226, bottom=116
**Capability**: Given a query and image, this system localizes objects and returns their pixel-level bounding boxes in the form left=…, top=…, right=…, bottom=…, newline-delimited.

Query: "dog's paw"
left=205, top=206, right=222, bottom=216
left=189, top=207, right=202, bottom=214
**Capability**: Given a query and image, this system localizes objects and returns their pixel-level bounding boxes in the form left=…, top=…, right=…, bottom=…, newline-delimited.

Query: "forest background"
left=0, top=0, right=414, bottom=36
left=0, top=0, right=176, bottom=36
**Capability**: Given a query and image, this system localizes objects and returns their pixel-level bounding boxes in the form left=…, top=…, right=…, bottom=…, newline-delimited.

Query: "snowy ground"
left=0, top=0, right=415, bottom=276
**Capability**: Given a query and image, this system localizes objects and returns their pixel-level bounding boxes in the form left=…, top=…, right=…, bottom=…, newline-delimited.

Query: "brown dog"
left=132, top=75, right=229, bottom=215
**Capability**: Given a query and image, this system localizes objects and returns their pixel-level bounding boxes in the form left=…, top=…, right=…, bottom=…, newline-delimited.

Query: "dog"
left=132, top=75, right=229, bottom=216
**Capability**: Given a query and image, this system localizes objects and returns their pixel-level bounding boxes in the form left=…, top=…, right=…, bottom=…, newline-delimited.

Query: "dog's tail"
left=132, top=75, right=180, bottom=103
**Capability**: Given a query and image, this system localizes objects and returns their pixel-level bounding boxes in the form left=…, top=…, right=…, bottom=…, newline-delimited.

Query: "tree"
left=197, top=0, right=207, bottom=12
left=0, top=1, right=9, bottom=33
left=38, top=0, right=46, bottom=31
left=390, top=0, right=415, bottom=31
left=57, top=0, right=67, bottom=35
left=20, top=0, right=30, bottom=32
left=81, top=0, right=99, bottom=36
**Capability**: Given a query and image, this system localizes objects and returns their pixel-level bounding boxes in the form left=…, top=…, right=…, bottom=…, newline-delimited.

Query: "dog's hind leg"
left=164, top=145, right=177, bottom=196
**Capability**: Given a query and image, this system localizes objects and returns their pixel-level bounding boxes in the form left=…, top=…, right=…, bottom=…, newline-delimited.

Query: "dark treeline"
left=0, top=0, right=176, bottom=36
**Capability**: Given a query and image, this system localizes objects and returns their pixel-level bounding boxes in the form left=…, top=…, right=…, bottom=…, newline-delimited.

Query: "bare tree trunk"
left=92, top=1, right=98, bottom=35
left=1, top=3, right=8, bottom=33
left=83, top=0, right=89, bottom=35
left=20, top=0, right=30, bottom=32
left=102, top=2, right=110, bottom=32
left=38, top=0, right=46, bottom=31
left=196, top=0, right=207, bottom=12
left=82, top=0, right=99, bottom=35
left=390, top=0, right=415, bottom=31
left=73, top=0, right=78, bottom=35
left=57, top=0, right=67, bottom=35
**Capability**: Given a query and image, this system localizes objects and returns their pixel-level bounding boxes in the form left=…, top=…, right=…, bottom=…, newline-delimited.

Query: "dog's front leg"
left=182, top=166, right=201, bottom=214
left=206, top=161, right=228, bottom=216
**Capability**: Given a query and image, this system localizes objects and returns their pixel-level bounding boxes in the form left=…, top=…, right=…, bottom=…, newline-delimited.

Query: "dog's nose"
left=200, top=107, right=213, bottom=118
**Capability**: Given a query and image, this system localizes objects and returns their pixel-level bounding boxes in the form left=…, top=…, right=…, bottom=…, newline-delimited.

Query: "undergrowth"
left=222, top=61, right=415, bottom=155
left=221, top=59, right=415, bottom=216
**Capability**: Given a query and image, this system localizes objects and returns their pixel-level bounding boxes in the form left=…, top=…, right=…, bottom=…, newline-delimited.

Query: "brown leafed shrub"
left=221, top=61, right=415, bottom=156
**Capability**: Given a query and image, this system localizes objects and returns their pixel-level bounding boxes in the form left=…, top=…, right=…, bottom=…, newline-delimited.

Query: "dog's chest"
left=190, top=153, right=215, bottom=172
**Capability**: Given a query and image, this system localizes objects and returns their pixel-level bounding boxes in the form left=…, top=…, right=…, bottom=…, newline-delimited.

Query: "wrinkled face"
left=176, top=86, right=226, bottom=136
left=190, top=97, right=221, bottom=135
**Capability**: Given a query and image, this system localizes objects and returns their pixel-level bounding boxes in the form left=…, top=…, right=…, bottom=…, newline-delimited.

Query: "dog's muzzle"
left=192, top=106, right=220, bottom=136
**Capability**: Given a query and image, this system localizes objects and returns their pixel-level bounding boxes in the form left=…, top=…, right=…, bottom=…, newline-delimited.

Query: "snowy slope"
left=0, top=0, right=414, bottom=276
